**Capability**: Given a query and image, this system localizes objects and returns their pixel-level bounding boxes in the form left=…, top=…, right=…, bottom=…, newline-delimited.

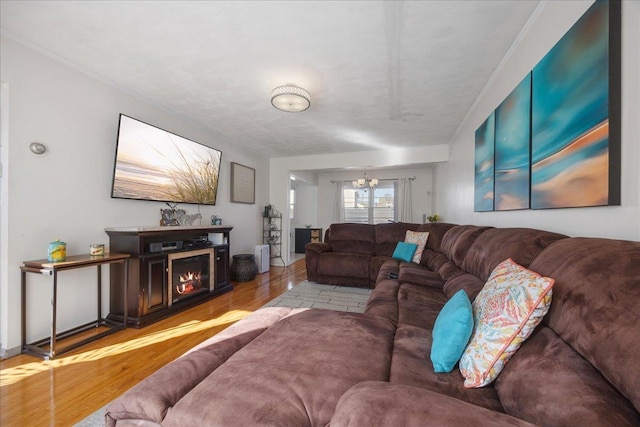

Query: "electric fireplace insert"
left=167, top=248, right=214, bottom=306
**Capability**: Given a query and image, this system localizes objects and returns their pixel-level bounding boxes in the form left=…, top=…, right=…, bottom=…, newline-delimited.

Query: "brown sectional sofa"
left=305, top=222, right=459, bottom=288
left=106, top=222, right=640, bottom=426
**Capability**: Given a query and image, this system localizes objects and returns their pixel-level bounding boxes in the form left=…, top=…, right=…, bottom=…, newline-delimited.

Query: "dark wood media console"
left=105, top=225, right=233, bottom=328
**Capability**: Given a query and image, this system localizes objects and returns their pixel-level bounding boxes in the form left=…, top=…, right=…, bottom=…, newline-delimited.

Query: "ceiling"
left=1, top=1, right=540, bottom=160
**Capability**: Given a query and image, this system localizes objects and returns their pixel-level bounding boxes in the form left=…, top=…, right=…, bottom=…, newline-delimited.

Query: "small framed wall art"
left=230, top=162, right=255, bottom=204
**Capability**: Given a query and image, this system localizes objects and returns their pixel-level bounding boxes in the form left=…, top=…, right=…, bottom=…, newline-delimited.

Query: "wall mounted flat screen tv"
left=111, top=114, right=222, bottom=205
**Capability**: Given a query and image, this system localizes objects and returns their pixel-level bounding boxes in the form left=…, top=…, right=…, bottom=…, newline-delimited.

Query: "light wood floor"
left=0, top=259, right=307, bottom=426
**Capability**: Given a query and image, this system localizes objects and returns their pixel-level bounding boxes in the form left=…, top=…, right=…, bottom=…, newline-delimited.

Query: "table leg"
left=50, top=270, right=58, bottom=359
left=21, top=270, right=26, bottom=352
left=97, top=265, right=102, bottom=321
left=123, top=259, right=128, bottom=328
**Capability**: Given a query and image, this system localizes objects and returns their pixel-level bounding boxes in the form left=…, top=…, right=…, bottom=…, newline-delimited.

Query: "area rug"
left=262, top=280, right=372, bottom=312
left=73, top=281, right=372, bottom=426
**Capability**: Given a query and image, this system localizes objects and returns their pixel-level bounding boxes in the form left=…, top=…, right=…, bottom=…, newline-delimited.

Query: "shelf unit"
left=263, top=205, right=284, bottom=265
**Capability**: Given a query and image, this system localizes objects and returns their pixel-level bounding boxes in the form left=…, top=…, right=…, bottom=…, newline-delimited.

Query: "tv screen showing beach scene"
left=111, top=114, right=222, bottom=205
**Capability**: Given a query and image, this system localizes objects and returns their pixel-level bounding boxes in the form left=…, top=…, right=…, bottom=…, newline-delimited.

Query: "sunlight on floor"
left=0, top=309, right=251, bottom=387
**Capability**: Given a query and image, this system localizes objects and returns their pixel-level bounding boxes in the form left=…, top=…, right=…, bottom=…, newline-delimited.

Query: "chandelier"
left=352, top=171, right=378, bottom=192
left=271, top=85, right=310, bottom=112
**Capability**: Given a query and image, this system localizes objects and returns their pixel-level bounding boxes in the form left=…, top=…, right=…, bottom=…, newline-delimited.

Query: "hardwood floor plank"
left=0, top=259, right=307, bottom=426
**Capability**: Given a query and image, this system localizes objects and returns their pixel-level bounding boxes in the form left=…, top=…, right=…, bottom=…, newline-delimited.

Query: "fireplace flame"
left=176, top=271, right=202, bottom=294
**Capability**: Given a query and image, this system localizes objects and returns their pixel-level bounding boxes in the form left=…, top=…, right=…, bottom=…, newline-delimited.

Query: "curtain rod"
left=330, top=176, right=416, bottom=184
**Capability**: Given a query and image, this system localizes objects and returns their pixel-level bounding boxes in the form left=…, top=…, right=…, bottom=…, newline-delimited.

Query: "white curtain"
left=333, top=181, right=345, bottom=223
left=397, top=178, right=412, bottom=222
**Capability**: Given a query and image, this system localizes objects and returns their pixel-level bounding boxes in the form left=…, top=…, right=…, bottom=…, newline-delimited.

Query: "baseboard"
left=1, top=345, right=22, bottom=360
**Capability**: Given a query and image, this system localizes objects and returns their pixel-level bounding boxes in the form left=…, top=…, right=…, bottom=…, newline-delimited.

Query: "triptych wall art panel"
left=495, top=74, right=531, bottom=211
left=474, top=0, right=621, bottom=212
left=474, top=112, right=495, bottom=212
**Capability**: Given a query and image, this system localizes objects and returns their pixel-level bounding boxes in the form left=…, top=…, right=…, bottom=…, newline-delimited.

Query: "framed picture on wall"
left=530, top=0, right=620, bottom=209
left=230, top=162, right=255, bottom=204
left=494, top=73, right=531, bottom=211
left=474, top=112, right=495, bottom=212
left=473, top=0, right=620, bottom=212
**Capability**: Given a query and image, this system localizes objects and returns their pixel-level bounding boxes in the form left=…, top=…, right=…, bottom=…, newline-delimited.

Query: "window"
left=343, top=181, right=395, bottom=224
left=289, top=188, right=295, bottom=220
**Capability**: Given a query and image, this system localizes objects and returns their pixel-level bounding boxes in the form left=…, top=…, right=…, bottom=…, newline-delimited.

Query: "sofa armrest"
left=106, top=307, right=296, bottom=427
left=330, top=381, right=537, bottom=427
left=305, top=242, right=333, bottom=254
left=304, top=242, right=333, bottom=282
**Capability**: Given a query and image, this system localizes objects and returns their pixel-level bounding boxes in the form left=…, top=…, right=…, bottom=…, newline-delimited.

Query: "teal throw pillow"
left=392, top=241, right=418, bottom=263
left=430, top=289, right=474, bottom=373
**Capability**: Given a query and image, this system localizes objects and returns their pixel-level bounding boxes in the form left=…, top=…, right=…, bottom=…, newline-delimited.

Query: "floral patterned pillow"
left=459, top=258, right=554, bottom=388
left=404, top=230, right=429, bottom=263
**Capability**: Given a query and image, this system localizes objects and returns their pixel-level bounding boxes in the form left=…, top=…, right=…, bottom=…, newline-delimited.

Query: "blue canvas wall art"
left=473, top=0, right=620, bottom=213
left=474, top=112, right=495, bottom=212
left=494, top=73, right=531, bottom=210
left=531, top=0, right=619, bottom=209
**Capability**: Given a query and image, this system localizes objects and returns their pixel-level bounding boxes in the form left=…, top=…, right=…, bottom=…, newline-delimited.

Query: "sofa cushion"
left=415, top=223, right=457, bottom=267
left=495, top=327, right=640, bottom=426
left=371, top=256, right=396, bottom=284
left=442, top=272, right=486, bottom=301
left=424, top=249, right=449, bottom=273
left=327, top=223, right=376, bottom=255
left=529, top=238, right=640, bottom=413
left=430, top=290, right=474, bottom=373
left=404, top=230, right=429, bottom=263
left=304, top=243, right=332, bottom=283
left=365, top=278, right=400, bottom=325
left=397, top=283, right=447, bottom=330
left=440, top=225, right=493, bottom=267
left=397, top=263, right=443, bottom=289
left=106, top=307, right=297, bottom=426
left=459, top=259, right=553, bottom=388
left=317, top=252, right=370, bottom=280
left=331, top=382, right=536, bottom=427
left=461, top=228, right=567, bottom=282
left=374, top=222, right=419, bottom=257
left=373, top=257, right=397, bottom=280
left=390, top=324, right=504, bottom=413
left=162, top=309, right=396, bottom=427
left=392, top=241, right=417, bottom=263
left=417, top=222, right=457, bottom=252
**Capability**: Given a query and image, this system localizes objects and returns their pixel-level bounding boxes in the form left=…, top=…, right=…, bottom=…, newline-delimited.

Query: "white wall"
left=436, top=0, right=640, bottom=240
left=289, top=180, right=318, bottom=252
left=0, top=36, right=270, bottom=354
left=289, top=171, right=320, bottom=230
left=290, top=181, right=318, bottom=229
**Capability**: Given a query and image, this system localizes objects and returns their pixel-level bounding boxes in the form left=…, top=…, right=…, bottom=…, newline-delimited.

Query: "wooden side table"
left=21, top=253, right=130, bottom=359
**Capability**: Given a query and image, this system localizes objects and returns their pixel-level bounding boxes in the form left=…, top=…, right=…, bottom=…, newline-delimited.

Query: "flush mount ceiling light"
left=271, top=85, right=310, bottom=112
